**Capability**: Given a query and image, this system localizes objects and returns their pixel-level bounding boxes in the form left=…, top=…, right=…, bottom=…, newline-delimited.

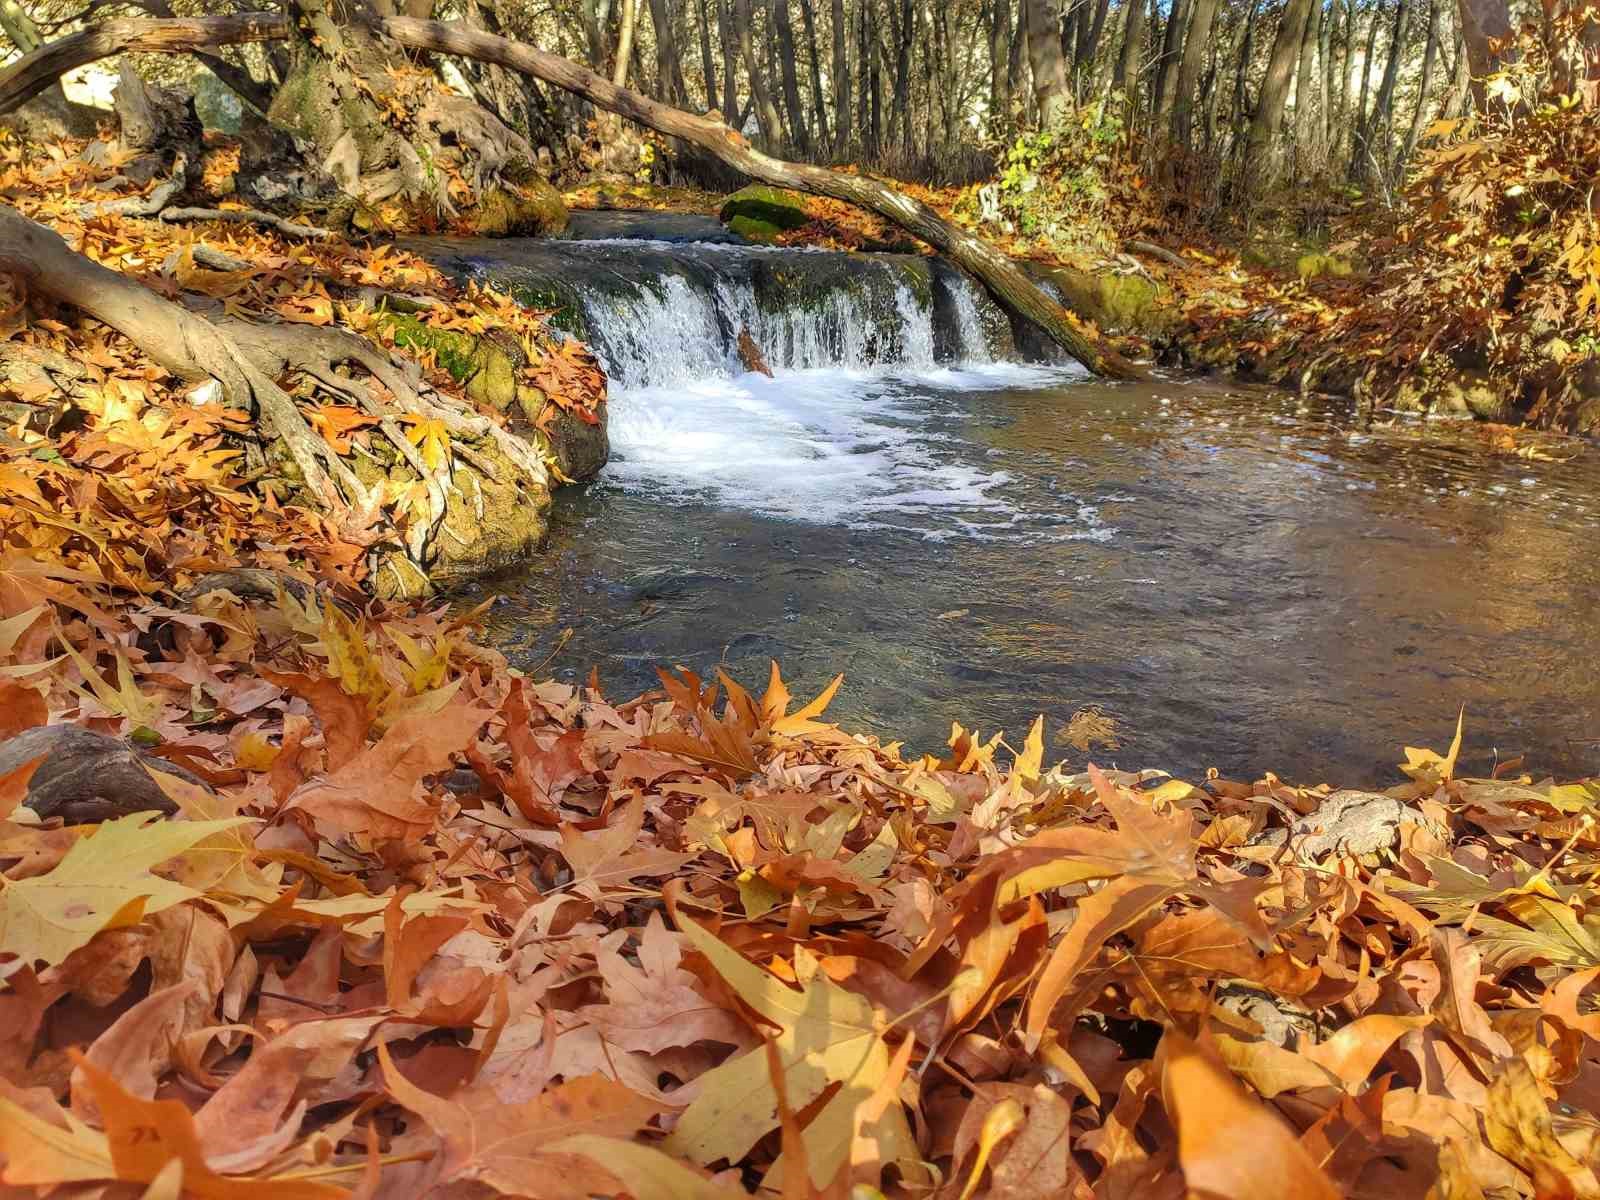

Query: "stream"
left=429, top=215, right=1600, bottom=785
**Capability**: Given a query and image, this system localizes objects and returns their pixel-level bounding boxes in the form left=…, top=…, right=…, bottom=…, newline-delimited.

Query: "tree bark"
left=696, top=0, right=718, bottom=108
left=646, top=0, right=688, bottom=105
left=716, top=0, right=738, bottom=116
left=1242, top=0, right=1314, bottom=189
left=1151, top=0, right=1188, bottom=128
left=799, top=0, right=828, bottom=152
left=1398, top=0, right=1439, bottom=169
left=1025, top=0, right=1071, bottom=124
left=832, top=0, right=851, bottom=152
left=0, top=13, right=287, bottom=115
left=1170, top=0, right=1221, bottom=144
left=1113, top=0, right=1146, bottom=94
left=1293, top=0, right=1322, bottom=172
left=612, top=0, right=638, bottom=85
left=1352, top=0, right=1407, bottom=182
left=383, top=15, right=1138, bottom=377
left=771, top=0, right=810, bottom=153
left=1455, top=0, right=1511, bottom=106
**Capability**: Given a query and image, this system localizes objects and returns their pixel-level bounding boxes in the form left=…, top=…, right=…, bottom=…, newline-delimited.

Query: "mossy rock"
left=379, top=312, right=520, bottom=412
left=720, top=184, right=810, bottom=236
left=468, top=178, right=570, bottom=238
left=726, top=213, right=785, bottom=244
left=1033, top=265, right=1170, bottom=336
left=1296, top=253, right=1353, bottom=281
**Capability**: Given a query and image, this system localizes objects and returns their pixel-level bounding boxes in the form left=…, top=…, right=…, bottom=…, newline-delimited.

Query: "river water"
left=438, top=223, right=1600, bottom=785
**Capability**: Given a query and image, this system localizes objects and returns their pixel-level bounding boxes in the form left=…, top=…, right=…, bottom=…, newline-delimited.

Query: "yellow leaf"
left=666, top=913, right=924, bottom=1191
left=0, top=812, right=250, bottom=967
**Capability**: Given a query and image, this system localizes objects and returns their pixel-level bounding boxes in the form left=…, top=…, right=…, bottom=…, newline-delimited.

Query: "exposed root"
left=159, top=204, right=333, bottom=241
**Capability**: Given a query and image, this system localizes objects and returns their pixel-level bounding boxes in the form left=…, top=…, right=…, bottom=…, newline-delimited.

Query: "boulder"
left=719, top=184, right=810, bottom=243
left=1, top=726, right=190, bottom=824
left=468, top=177, right=569, bottom=238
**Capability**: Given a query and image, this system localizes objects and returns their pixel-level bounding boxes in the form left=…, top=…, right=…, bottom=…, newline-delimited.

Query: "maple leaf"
left=664, top=909, right=926, bottom=1191
left=576, top=913, right=752, bottom=1053
left=379, top=1044, right=659, bottom=1198
left=0, top=812, right=249, bottom=968
left=284, top=701, right=491, bottom=840
left=559, top=803, right=692, bottom=900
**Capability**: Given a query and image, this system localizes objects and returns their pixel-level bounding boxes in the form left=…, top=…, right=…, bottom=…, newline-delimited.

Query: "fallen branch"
left=381, top=16, right=1140, bottom=379
left=0, top=14, right=287, bottom=115
left=1126, top=239, right=1191, bottom=271
left=160, top=205, right=333, bottom=241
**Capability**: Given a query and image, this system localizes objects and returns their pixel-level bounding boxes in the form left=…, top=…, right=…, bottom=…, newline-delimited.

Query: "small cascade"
left=422, top=233, right=1011, bottom=391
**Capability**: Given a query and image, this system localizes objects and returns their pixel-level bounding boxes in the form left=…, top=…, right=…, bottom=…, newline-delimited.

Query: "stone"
left=469, top=178, right=569, bottom=238
left=1029, top=264, right=1169, bottom=337
left=1251, top=789, right=1442, bottom=864
left=719, top=184, right=810, bottom=238
left=1, top=726, right=191, bottom=823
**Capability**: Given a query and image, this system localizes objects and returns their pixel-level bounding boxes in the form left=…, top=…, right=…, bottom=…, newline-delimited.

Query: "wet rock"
left=1028, top=264, right=1170, bottom=337
left=0, top=726, right=195, bottom=823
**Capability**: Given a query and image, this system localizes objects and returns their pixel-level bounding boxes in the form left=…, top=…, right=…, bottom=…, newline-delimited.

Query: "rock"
left=0, top=85, right=101, bottom=142
left=719, top=184, right=810, bottom=242
left=377, top=311, right=608, bottom=485
left=1251, top=789, right=1442, bottom=864
left=469, top=177, right=569, bottom=238
left=191, top=67, right=243, bottom=134
left=538, top=404, right=610, bottom=482
left=0, top=726, right=185, bottom=824
left=1028, top=264, right=1169, bottom=337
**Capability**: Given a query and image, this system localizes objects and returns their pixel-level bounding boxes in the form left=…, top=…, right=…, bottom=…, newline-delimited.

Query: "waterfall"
left=429, top=236, right=1010, bottom=391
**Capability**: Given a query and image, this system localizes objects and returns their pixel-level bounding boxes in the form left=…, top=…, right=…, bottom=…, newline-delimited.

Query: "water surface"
left=463, top=362, right=1600, bottom=785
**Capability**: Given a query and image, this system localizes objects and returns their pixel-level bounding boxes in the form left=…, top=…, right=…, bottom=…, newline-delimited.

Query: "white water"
left=605, top=362, right=1085, bottom=531
left=539, top=236, right=1093, bottom=533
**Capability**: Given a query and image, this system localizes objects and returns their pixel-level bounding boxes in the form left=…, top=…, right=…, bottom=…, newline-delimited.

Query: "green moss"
left=509, top=282, right=587, bottom=339
left=1296, top=253, right=1353, bottom=281
left=470, top=178, right=569, bottom=238
left=727, top=213, right=784, bottom=244
left=720, top=184, right=810, bottom=234
left=1036, top=265, right=1167, bottom=335
left=379, top=312, right=517, bottom=411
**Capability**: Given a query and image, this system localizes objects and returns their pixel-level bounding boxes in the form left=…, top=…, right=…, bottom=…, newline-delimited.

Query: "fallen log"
left=380, top=16, right=1141, bottom=379
left=0, top=14, right=288, bottom=116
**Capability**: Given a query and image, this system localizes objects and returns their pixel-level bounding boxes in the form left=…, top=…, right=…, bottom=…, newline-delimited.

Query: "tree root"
left=160, top=205, right=333, bottom=241
left=0, top=201, right=548, bottom=586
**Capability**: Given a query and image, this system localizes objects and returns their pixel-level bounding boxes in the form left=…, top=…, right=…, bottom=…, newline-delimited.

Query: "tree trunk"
left=696, top=0, right=718, bottom=108
left=1398, top=0, right=1439, bottom=170
left=1320, top=0, right=1337, bottom=151
left=1455, top=0, right=1511, bottom=106
left=832, top=0, right=851, bottom=151
left=1171, top=0, right=1221, bottom=145
left=771, top=0, right=810, bottom=153
left=1230, top=0, right=1261, bottom=150
left=1243, top=0, right=1314, bottom=190
left=647, top=0, right=688, bottom=105
left=735, top=0, right=782, bottom=143
left=384, top=15, right=1138, bottom=377
left=799, top=0, right=828, bottom=153
left=1151, top=0, right=1188, bottom=128
left=1113, top=0, right=1146, bottom=94
left=716, top=0, right=739, bottom=116
left=1293, top=0, right=1322, bottom=173
left=1025, top=0, right=1071, bottom=124
left=1352, top=0, right=1407, bottom=182
left=612, top=0, right=638, bottom=85
left=993, top=0, right=1016, bottom=122
left=0, top=13, right=286, bottom=115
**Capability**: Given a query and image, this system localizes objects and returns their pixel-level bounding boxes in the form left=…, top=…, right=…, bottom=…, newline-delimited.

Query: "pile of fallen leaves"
left=6, top=519, right=1600, bottom=1200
